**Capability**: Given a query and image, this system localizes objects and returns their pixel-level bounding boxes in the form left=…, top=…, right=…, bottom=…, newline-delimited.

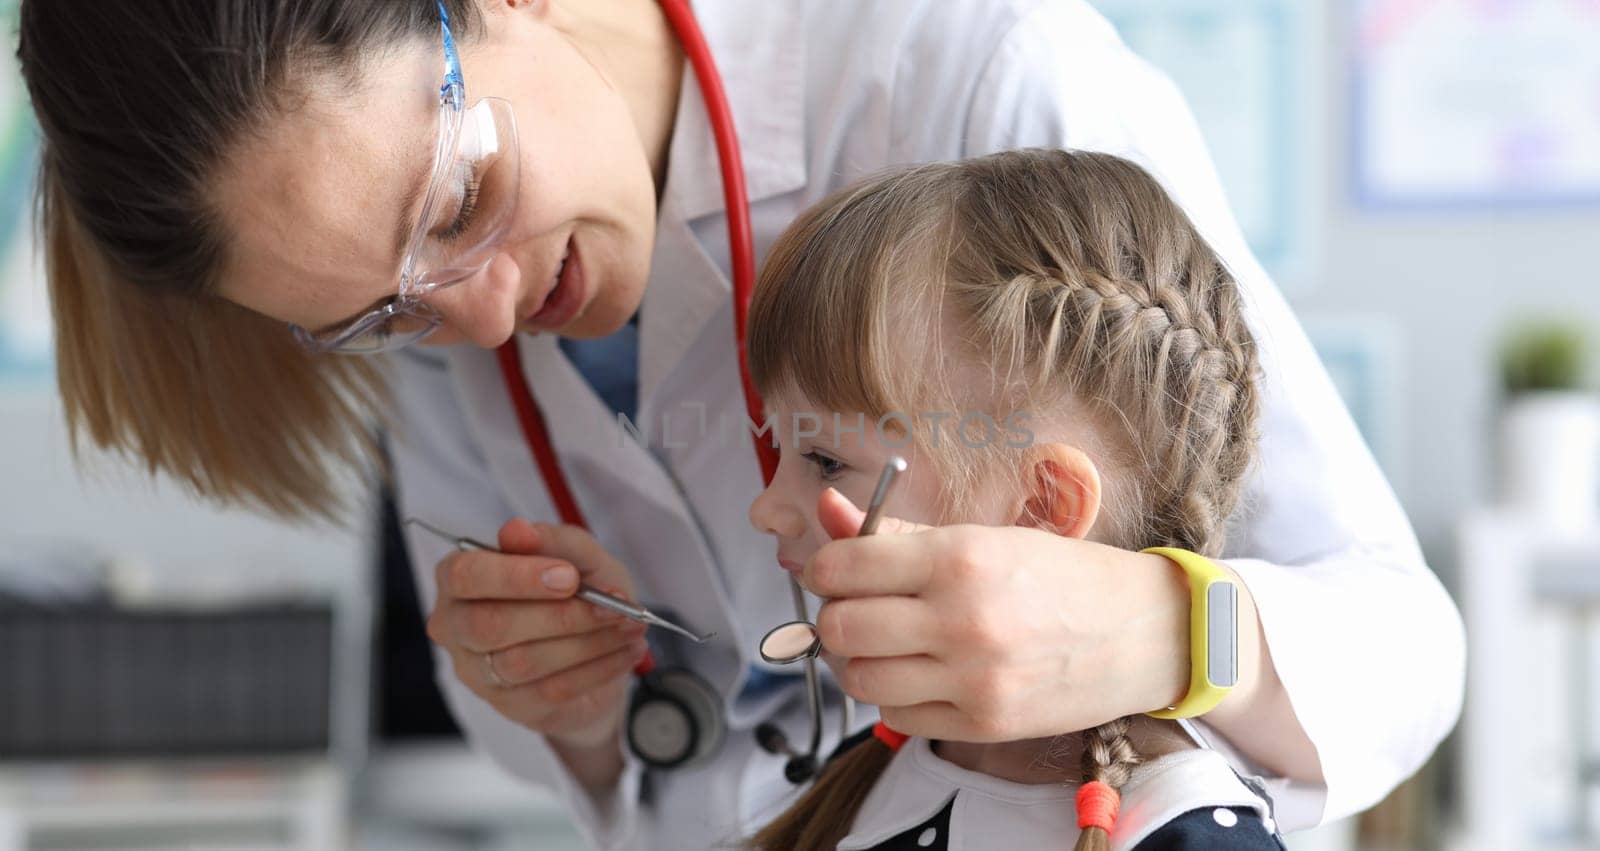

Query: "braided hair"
left=746, top=149, right=1260, bottom=851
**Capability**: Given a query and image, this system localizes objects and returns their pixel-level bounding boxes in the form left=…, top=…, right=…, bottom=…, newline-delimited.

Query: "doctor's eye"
left=801, top=451, right=846, bottom=481
left=434, top=171, right=482, bottom=244
left=365, top=312, right=401, bottom=343
left=336, top=303, right=433, bottom=351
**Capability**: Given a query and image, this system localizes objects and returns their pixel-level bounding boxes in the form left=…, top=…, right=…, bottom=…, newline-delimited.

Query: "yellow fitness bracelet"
left=1141, top=546, right=1238, bottom=719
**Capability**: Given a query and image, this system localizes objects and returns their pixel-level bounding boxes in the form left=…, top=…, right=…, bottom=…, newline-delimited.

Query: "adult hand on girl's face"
left=425, top=519, right=650, bottom=749
left=803, top=488, right=1193, bottom=743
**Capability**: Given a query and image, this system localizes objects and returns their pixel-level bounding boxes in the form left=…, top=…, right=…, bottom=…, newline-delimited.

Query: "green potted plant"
left=1498, top=318, right=1600, bottom=529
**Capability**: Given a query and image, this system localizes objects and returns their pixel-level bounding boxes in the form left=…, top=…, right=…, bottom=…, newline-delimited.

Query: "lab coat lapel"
left=446, top=340, right=744, bottom=691
left=664, top=1, right=806, bottom=223
left=638, top=0, right=805, bottom=412
left=638, top=214, right=724, bottom=415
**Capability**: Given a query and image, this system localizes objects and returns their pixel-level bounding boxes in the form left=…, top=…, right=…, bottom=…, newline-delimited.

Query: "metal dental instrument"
left=403, top=517, right=716, bottom=644
left=756, top=454, right=907, bottom=784
left=857, top=455, right=906, bottom=535
left=838, top=455, right=905, bottom=737
left=758, top=455, right=907, bottom=664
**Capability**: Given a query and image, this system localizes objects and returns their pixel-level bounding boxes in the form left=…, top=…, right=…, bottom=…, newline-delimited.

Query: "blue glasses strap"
left=437, top=2, right=465, bottom=108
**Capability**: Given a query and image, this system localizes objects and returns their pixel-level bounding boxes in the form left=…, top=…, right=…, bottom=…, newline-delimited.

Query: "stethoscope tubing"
left=490, top=0, right=763, bottom=677
left=485, top=0, right=838, bottom=778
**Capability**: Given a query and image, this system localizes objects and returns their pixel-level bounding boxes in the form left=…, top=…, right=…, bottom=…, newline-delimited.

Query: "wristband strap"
left=1141, top=546, right=1238, bottom=719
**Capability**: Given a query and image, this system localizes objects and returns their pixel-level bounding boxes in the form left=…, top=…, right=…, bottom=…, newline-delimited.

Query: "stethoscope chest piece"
left=627, top=667, right=725, bottom=769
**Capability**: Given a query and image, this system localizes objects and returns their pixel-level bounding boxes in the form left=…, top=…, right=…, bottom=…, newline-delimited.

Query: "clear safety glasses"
left=291, top=2, right=520, bottom=355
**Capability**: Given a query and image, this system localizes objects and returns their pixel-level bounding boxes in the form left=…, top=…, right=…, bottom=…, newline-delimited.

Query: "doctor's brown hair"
left=18, top=0, right=485, bottom=518
left=745, top=149, right=1260, bottom=850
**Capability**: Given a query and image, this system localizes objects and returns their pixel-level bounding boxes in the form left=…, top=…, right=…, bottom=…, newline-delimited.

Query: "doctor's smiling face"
left=213, top=0, right=672, bottom=347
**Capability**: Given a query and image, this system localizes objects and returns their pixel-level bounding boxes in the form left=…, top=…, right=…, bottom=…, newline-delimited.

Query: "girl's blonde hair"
left=746, top=149, right=1260, bottom=851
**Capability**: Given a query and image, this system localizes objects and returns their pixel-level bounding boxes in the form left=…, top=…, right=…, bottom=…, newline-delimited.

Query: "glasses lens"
left=290, top=98, right=518, bottom=357
left=294, top=301, right=442, bottom=355
left=408, top=97, right=520, bottom=298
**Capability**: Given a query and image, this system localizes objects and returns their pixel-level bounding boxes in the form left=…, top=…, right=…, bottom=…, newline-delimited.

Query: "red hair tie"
left=872, top=722, right=908, bottom=751
left=1075, top=780, right=1120, bottom=833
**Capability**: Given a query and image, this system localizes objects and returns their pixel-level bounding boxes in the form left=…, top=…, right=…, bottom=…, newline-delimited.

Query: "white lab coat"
left=388, top=1, right=1467, bottom=849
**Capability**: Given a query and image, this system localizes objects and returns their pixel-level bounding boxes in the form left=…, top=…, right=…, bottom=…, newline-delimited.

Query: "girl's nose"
left=420, top=253, right=522, bottom=347
left=749, top=485, right=807, bottom=539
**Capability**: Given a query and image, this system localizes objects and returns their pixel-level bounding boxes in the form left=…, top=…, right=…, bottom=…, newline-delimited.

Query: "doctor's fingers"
left=834, top=655, right=956, bottom=710
left=803, top=532, right=940, bottom=598
left=511, top=522, right=639, bottom=597
left=435, top=550, right=582, bottom=601
left=487, top=621, right=648, bottom=687
left=815, top=597, right=942, bottom=658
left=480, top=643, right=644, bottom=723
left=430, top=596, right=629, bottom=653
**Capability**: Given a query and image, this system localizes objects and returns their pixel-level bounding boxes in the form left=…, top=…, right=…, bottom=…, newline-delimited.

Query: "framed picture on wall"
left=1351, top=0, right=1600, bottom=209
left=1092, top=0, right=1319, bottom=286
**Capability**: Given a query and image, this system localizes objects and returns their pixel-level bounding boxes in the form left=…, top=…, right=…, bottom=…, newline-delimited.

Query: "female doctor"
left=19, top=0, right=1464, bottom=847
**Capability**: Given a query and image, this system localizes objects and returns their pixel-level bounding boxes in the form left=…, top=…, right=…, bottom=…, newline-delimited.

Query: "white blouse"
left=839, top=738, right=1274, bottom=851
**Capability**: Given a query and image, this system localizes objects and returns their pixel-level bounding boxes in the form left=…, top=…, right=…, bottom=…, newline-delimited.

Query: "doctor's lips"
left=778, top=558, right=804, bottom=575
left=523, top=235, right=587, bottom=330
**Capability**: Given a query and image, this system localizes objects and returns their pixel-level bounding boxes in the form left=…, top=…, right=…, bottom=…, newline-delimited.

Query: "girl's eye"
left=801, top=451, right=846, bottom=481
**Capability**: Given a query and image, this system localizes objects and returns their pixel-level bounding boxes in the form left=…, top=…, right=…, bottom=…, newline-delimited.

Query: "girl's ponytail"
left=747, top=723, right=903, bottom=850
left=1072, top=717, right=1141, bottom=851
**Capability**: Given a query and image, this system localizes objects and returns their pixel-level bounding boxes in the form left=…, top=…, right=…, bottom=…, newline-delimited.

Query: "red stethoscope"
left=489, top=0, right=854, bottom=779
left=483, top=9, right=1132, bottom=836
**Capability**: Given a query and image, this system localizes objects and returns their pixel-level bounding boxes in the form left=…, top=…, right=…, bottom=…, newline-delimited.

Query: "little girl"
left=744, top=149, right=1282, bottom=850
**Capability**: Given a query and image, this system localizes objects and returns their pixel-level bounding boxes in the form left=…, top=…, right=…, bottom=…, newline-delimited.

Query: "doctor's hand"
left=426, top=518, right=649, bottom=750
left=801, top=488, right=1202, bottom=743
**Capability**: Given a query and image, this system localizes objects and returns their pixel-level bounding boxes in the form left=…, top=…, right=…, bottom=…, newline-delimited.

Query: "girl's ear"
left=1015, top=443, right=1101, bottom=539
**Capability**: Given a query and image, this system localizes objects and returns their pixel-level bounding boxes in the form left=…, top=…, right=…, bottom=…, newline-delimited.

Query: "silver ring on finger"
left=483, top=650, right=508, bottom=689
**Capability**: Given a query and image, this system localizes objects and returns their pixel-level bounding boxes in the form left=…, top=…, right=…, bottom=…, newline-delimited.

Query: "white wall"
left=1287, top=3, right=1600, bottom=574
left=0, top=388, right=372, bottom=596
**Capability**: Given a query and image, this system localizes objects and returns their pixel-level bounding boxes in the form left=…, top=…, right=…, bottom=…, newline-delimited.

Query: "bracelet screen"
left=1208, top=582, right=1238, bottom=689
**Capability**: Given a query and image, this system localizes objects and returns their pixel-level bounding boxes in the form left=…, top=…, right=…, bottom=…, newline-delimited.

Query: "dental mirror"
left=760, top=620, right=822, bottom=664
left=756, top=455, right=906, bottom=667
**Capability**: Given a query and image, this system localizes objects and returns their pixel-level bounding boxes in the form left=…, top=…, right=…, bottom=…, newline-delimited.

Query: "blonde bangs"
left=748, top=167, right=956, bottom=419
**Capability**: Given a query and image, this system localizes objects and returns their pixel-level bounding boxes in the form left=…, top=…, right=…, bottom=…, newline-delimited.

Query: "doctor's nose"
left=749, top=486, right=806, bottom=539
left=419, top=253, right=522, bottom=347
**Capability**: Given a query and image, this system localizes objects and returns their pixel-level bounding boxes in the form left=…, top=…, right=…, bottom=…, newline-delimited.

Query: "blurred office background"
left=2, top=1, right=1598, bottom=849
